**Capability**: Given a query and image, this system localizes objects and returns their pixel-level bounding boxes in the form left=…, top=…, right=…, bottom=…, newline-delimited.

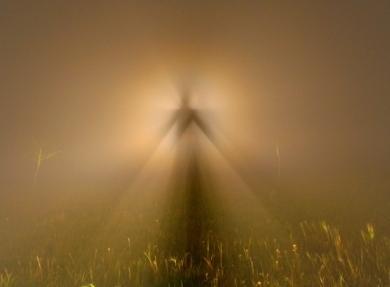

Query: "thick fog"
left=1, top=1, right=389, bottom=200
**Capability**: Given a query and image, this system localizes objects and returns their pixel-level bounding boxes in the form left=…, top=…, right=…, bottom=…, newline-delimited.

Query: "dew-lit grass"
left=1, top=212, right=389, bottom=286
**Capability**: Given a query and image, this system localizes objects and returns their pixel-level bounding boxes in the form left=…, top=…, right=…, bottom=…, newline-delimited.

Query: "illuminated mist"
left=0, top=1, right=389, bottom=286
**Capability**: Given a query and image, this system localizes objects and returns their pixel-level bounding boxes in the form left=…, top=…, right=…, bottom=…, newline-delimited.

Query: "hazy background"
left=1, top=1, right=389, bottom=216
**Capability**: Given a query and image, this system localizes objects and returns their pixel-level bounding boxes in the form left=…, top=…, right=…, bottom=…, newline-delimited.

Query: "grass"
left=0, top=219, right=389, bottom=286
left=1, top=175, right=389, bottom=286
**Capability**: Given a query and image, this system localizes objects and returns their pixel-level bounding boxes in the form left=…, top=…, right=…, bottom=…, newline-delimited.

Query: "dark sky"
left=1, top=1, right=389, bottom=193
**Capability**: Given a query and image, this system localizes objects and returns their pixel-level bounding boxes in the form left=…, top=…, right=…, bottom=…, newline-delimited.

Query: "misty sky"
left=1, top=1, right=389, bottom=193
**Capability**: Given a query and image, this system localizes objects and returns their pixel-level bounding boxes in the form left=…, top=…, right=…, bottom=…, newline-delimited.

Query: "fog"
left=1, top=1, right=389, bottom=203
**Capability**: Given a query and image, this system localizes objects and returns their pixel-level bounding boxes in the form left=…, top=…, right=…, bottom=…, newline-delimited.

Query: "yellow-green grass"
left=1, top=221, right=388, bottom=287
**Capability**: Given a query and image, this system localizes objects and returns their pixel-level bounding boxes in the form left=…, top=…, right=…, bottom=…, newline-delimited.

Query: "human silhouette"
left=161, top=87, right=216, bottom=262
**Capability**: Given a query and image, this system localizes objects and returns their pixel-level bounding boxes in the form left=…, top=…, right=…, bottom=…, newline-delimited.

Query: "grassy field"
left=0, top=186, right=389, bottom=287
left=0, top=220, right=389, bottom=286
